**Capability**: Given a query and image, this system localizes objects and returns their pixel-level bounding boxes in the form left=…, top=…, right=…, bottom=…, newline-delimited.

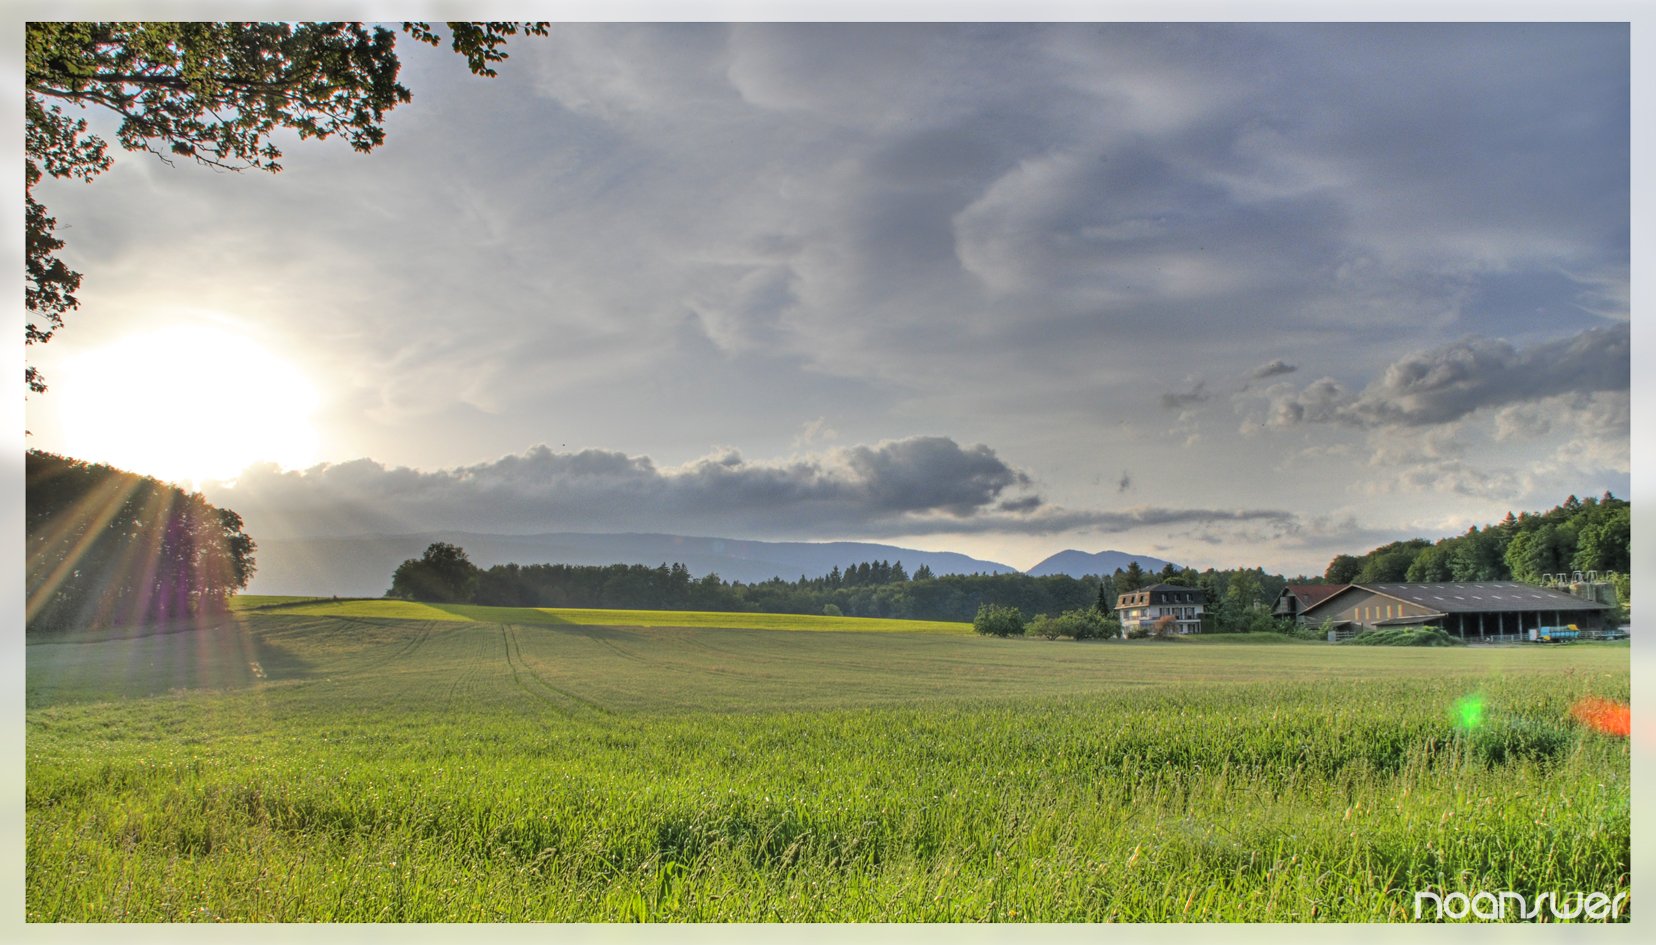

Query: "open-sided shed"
left=1296, top=581, right=1612, bottom=641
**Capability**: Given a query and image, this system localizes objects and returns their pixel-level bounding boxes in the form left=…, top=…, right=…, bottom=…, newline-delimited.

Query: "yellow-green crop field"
left=26, top=602, right=1630, bottom=922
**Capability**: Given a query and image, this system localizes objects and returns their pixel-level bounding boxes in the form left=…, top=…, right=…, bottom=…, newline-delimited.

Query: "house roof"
left=1300, top=581, right=1610, bottom=616
left=1281, top=583, right=1344, bottom=608
left=1117, top=583, right=1204, bottom=602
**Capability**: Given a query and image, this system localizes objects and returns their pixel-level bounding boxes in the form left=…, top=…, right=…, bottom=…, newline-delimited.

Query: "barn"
left=1296, top=581, right=1614, bottom=641
left=1272, top=583, right=1345, bottom=621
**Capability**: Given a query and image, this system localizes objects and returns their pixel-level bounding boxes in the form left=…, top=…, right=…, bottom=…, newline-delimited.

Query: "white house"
left=1116, top=583, right=1205, bottom=634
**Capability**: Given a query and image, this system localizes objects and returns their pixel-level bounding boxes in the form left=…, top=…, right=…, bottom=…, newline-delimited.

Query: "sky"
left=21, top=18, right=1634, bottom=577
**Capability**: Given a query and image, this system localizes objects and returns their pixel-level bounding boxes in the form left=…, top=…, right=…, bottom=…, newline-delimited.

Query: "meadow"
left=26, top=602, right=1630, bottom=922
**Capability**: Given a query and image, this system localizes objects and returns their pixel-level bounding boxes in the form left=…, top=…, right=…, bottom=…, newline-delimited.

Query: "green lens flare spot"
left=1453, top=693, right=1486, bottom=731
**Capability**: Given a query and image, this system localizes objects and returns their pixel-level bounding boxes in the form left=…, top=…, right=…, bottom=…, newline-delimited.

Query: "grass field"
left=26, top=604, right=1630, bottom=922
left=231, top=595, right=975, bottom=635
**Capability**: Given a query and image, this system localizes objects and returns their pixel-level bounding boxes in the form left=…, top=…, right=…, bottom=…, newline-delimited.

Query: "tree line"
left=1321, top=493, right=1631, bottom=606
left=387, top=542, right=1297, bottom=629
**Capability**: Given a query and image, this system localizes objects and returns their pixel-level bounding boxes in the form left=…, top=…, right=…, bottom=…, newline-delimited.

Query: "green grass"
left=26, top=605, right=1630, bottom=922
left=231, top=596, right=973, bottom=635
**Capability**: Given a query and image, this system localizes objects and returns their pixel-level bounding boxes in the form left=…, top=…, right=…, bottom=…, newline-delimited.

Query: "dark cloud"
left=1261, top=323, right=1628, bottom=429
left=1161, top=381, right=1210, bottom=411
left=1252, top=360, right=1298, bottom=379
left=897, top=505, right=1298, bottom=537
left=211, top=436, right=1041, bottom=540
left=209, top=436, right=1298, bottom=547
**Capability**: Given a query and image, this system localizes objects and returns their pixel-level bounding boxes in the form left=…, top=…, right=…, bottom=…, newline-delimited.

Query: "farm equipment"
left=1530, top=625, right=1580, bottom=643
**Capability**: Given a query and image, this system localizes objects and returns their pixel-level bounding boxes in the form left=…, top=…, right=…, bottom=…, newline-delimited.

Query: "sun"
left=51, top=323, right=322, bottom=487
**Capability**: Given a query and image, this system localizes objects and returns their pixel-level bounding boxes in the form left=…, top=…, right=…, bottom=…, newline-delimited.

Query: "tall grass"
left=26, top=611, right=1630, bottom=922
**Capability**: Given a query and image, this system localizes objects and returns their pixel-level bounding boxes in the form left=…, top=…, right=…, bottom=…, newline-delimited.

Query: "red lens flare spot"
left=1569, top=697, right=1630, bottom=737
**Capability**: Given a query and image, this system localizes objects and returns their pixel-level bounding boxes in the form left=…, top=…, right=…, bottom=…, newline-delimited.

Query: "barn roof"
left=1301, top=581, right=1610, bottom=616
left=1282, top=583, right=1344, bottom=608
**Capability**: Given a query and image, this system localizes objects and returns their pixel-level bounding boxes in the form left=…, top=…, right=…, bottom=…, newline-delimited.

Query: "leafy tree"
left=1503, top=524, right=1574, bottom=584
left=972, top=603, right=1026, bottom=638
left=1029, top=614, right=1064, bottom=640
left=1224, top=569, right=1264, bottom=609
left=1353, top=540, right=1430, bottom=583
left=24, top=20, right=548, bottom=391
left=389, top=542, right=480, bottom=603
left=1404, top=543, right=1453, bottom=582
left=1324, top=554, right=1361, bottom=584
left=1045, top=607, right=1113, bottom=640
left=26, top=450, right=256, bottom=630
left=1572, top=504, right=1630, bottom=574
left=1446, top=525, right=1507, bottom=581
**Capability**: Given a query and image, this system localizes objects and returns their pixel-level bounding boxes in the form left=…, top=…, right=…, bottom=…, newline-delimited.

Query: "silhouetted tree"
left=389, top=542, right=480, bottom=603
left=26, top=451, right=256, bottom=630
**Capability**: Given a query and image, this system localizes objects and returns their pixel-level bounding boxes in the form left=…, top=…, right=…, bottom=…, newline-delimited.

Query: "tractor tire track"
left=500, top=624, right=611, bottom=715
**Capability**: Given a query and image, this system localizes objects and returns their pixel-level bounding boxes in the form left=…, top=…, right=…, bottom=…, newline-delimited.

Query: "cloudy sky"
left=23, top=18, right=1633, bottom=576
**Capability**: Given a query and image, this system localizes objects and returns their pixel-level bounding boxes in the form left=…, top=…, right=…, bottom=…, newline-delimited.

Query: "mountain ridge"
left=1026, top=548, right=1179, bottom=578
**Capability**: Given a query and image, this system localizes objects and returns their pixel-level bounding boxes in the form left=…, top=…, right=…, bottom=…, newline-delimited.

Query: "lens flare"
left=1452, top=693, right=1486, bottom=731
left=1569, top=697, right=1630, bottom=737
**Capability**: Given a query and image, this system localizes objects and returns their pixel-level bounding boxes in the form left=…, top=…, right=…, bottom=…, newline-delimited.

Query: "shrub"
left=972, top=603, right=1026, bottom=638
left=1058, top=608, right=1112, bottom=640
left=1343, top=626, right=1464, bottom=647
left=821, top=603, right=843, bottom=617
left=1030, top=609, right=1113, bottom=641
left=1150, top=615, right=1179, bottom=639
left=1280, top=620, right=1329, bottom=642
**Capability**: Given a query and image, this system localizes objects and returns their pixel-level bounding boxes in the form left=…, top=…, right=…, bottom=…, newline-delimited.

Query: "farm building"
left=1272, top=583, right=1345, bottom=621
left=1117, top=583, right=1205, bottom=634
left=1296, top=581, right=1613, bottom=641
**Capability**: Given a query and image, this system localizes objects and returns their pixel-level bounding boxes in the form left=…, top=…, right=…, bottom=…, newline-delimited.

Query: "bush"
left=1280, top=619, right=1330, bottom=641
left=972, top=603, right=1026, bottom=638
left=821, top=603, right=843, bottom=617
left=1029, top=614, right=1062, bottom=640
left=1342, top=626, right=1464, bottom=647
left=1029, top=609, right=1113, bottom=641
left=1059, top=608, right=1113, bottom=640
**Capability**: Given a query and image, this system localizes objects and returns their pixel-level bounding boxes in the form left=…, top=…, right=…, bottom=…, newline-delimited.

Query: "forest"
left=1323, top=492, right=1631, bottom=608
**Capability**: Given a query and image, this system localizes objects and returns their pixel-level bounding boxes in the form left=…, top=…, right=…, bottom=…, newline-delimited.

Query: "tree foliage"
left=26, top=450, right=256, bottom=631
left=1321, top=493, right=1631, bottom=591
left=23, top=20, right=548, bottom=391
left=1029, top=608, right=1116, bottom=641
left=972, top=603, right=1026, bottom=638
left=390, top=542, right=482, bottom=603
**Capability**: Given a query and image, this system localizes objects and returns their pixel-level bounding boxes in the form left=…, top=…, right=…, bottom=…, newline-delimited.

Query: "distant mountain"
left=1026, top=549, right=1179, bottom=579
left=246, top=531, right=1018, bottom=597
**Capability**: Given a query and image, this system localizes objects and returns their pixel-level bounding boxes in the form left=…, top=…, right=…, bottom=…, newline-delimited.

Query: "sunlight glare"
left=54, top=323, right=322, bottom=487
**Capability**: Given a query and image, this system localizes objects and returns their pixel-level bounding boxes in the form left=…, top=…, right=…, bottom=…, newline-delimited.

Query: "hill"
left=1026, top=548, right=1178, bottom=578
left=246, top=530, right=1017, bottom=597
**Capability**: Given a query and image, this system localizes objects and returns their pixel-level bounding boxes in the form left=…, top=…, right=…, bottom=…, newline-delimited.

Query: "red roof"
left=1284, top=583, right=1344, bottom=608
